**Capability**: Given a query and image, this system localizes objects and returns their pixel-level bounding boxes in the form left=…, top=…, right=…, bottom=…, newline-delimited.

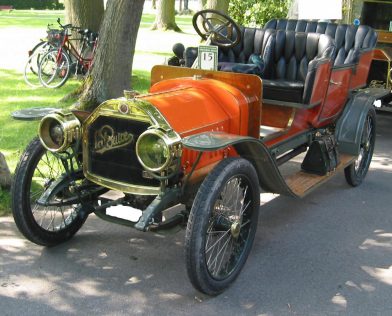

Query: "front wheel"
left=11, top=138, right=88, bottom=246
left=38, top=49, right=71, bottom=88
left=185, top=158, right=260, bottom=295
left=344, top=107, right=376, bottom=186
left=23, top=42, right=52, bottom=87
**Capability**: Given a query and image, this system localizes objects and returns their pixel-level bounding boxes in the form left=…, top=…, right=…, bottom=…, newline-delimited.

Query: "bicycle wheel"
left=38, top=49, right=71, bottom=88
left=24, top=42, right=52, bottom=87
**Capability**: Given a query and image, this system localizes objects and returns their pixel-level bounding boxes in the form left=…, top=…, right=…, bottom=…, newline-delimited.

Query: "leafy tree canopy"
left=229, top=0, right=290, bottom=27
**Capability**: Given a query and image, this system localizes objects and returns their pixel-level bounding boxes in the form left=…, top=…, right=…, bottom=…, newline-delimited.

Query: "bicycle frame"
left=56, top=32, right=98, bottom=74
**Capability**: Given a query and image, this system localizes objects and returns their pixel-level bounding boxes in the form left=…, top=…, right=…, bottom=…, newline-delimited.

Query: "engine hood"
left=140, top=77, right=250, bottom=137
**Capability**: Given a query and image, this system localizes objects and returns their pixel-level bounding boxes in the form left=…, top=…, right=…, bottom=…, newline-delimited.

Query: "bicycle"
left=23, top=25, right=60, bottom=87
left=38, top=18, right=98, bottom=89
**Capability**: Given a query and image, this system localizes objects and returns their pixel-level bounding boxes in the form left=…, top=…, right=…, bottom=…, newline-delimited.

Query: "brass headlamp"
left=39, top=110, right=81, bottom=152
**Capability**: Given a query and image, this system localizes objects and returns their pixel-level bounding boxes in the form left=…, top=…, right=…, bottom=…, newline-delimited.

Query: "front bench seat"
left=262, top=30, right=335, bottom=104
left=182, top=26, right=275, bottom=76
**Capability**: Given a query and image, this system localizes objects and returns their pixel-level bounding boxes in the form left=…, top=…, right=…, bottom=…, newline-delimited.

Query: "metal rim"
left=39, top=50, right=70, bottom=88
left=205, top=174, right=254, bottom=280
left=354, top=113, right=375, bottom=177
left=29, top=150, right=80, bottom=233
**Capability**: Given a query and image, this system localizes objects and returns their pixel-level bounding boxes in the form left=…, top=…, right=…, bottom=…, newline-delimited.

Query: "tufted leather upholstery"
left=264, top=19, right=377, bottom=66
left=180, top=26, right=336, bottom=103
left=217, top=27, right=275, bottom=75
left=262, top=30, right=335, bottom=103
left=182, top=26, right=276, bottom=74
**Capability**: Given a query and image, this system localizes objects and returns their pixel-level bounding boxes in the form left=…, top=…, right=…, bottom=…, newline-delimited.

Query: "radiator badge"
left=94, top=125, right=134, bottom=154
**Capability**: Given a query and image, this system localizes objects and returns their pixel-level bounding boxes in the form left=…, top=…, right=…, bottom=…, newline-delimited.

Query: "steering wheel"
left=192, top=9, right=241, bottom=48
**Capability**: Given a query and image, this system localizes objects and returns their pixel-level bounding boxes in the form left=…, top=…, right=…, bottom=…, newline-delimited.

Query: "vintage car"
left=11, top=10, right=388, bottom=295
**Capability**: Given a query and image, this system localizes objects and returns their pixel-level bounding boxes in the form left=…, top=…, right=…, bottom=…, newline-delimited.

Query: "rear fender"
left=336, top=89, right=386, bottom=155
left=182, top=132, right=295, bottom=196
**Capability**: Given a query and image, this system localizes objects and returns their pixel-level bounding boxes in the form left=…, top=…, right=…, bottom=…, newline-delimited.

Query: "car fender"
left=182, top=132, right=296, bottom=196
left=335, top=90, right=379, bottom=155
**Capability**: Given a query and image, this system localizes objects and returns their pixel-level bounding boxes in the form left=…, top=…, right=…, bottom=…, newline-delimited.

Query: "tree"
left=206, top=0, right=229, bottom=13
left=64, top=0, right=104, bottom=51
left=229, top=0, right=289, bottom=26
left=76, top=0, right=145, bottom=110
left=64, top=0, right=104, bottom=33
left=151, top=0, right=181, bottom=31
left=199, top=0, right=207, bottom=10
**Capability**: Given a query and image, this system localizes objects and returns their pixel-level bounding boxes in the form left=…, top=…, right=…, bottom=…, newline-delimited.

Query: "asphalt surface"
left=1, top=112, right=392, bottom=315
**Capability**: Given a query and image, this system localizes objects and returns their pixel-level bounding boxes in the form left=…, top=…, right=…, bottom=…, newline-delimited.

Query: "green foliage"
left=0, top=0, right=64, bottom=10
left=229, top=0, right=290, bottom=27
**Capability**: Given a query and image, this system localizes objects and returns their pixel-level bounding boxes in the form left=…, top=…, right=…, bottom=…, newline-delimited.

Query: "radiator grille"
left=86, top=116, right=159, bottom=187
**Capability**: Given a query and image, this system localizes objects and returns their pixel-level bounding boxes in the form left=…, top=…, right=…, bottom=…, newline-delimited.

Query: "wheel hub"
left=231, top=221, right=241, bottom=239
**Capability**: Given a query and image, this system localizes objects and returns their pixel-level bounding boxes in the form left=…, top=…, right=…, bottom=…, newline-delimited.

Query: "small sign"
left=198, top=45, right=218, bottom=71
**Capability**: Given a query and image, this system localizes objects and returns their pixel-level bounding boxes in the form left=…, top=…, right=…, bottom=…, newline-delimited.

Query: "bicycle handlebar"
left=56, top=18, right=81, bottom=31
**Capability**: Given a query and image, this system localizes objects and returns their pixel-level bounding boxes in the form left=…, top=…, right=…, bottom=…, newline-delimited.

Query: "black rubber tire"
left=185, top=158, right=260, bottom=295
left=11, top=138, right=87, bottom=246
left=344, top=107, right=376, bottom=187
left=38, top=49, right=71, bottom=88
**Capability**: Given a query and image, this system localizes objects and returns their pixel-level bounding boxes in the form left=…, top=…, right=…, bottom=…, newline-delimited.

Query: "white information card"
left=198, top=45, right=218, bottom=71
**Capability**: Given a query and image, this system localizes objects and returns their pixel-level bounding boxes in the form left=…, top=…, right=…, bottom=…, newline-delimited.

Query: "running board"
left=285, top=154, right=356, bottom=198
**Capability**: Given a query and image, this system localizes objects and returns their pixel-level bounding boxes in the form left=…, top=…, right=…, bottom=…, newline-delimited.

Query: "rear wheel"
left=11, top=138, right=88, bottom=246
left=185, top=158, right=260, bottom=295
left=344, top=107, right=376, bottom=186
left=38, top=49, right=71, bottom=88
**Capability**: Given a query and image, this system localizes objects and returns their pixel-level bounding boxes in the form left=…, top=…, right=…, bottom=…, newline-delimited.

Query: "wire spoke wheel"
left=38, top=49, right=71, bottom=88
left=12, top=138, right=88, bottom=246
left=345, top=107, right=376, bottom=186
left=24, top=42, right=52, bottom=87
left=185, top=158, right=260, bottom=295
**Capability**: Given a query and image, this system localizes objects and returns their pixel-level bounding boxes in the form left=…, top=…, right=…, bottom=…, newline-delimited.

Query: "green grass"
left=0, top=10, right=197, bottom=215
left=0, top=11, right=194, bottom=31
left=0, top=10, right=65, bottom=28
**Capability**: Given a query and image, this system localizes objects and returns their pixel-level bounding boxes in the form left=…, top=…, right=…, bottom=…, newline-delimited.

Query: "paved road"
left=1, top=112, right=392, bottom=315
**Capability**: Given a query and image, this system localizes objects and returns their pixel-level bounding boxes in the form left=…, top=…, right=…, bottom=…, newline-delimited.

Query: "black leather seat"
left=182, top=26, right=276, bottom=77
left=262, top=31, right=335, bottom=103
left=264, top=19, right=377, bottom=66
left=216, top=27, right=275, bottom=76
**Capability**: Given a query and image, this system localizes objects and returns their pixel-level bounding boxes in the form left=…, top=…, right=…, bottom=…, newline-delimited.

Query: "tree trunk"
left=152, top=0, right=157, bottom=9
left=64, top=0, right=104, bottom=51
left=0, top=152, right=11, bottom=189
left=199, top=0, right=207, bottom=10
left=151, top=0, right=181, bottom=31
left=184, top=0, right=189, bottom=10
left=206, top=0, right=229, bottom=14
left=64, top=0, right=104, bottom=33
left=78, top=0, right=145, bottom=111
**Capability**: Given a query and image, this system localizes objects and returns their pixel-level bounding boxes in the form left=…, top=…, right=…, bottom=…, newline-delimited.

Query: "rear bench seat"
left=211, top=28, right=336, bottom=105
left=262, top=30, right=335, bottom=104
left=264, top=19, right=377, bottom=65
left=264, top=19, right=378, bottom=89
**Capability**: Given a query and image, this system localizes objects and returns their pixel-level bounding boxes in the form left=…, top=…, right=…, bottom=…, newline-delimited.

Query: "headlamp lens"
left=137, top=132, right=170, bottom=171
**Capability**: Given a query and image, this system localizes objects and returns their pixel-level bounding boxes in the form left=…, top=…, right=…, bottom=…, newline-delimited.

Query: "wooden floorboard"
left=285, top=154, right=356, bottom=197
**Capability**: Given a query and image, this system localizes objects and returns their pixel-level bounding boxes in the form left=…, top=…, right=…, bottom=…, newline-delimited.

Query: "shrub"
left=0, top=0, right=64, bottom=10
left=229, top=0, right=290, bottom=27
